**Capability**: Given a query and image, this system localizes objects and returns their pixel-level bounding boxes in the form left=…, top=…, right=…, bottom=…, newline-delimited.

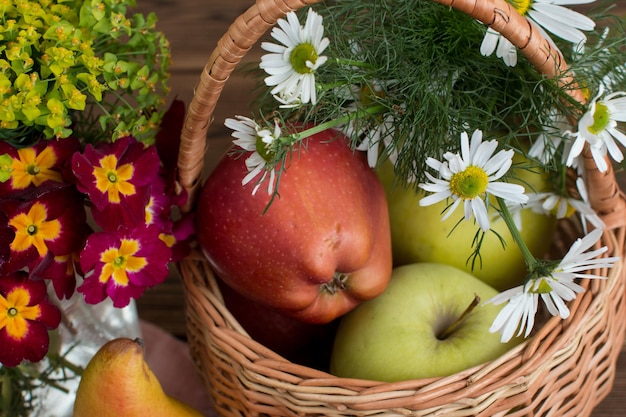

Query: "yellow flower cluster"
left=0, top=0, right=170, bottom=144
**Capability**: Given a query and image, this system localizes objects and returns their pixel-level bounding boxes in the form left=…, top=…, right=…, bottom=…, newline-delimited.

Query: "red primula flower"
left=140, top=173, right=193, bottom=262
left=0, top=272, right=62, bottom=367
left=154, top=98, right=185, bottom=172
left=0, top=212, right=15, bottom=266
left=0, top=138, right=80, bottom=197
left=165, top=213, right=195, bottom=262
left=77, top=225, right=171, bottom=308
left=0, top=184, right=88, bottom=274
left=71, top=136, right=160, bottom=231
left=144, top=172, right=181, bottom=230
left=32, top=252, right=82, bottom=300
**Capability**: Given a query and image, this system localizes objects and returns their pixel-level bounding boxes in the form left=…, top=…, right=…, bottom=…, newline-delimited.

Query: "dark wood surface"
left=133, top=0, right=626, bottom=415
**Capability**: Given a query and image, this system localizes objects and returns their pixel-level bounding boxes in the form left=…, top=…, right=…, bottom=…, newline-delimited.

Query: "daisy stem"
left=283, top=105, right=387, bottom=145
left=496, top=196, right=539, bottom=269
left=332, top=57, right=374, bottom=69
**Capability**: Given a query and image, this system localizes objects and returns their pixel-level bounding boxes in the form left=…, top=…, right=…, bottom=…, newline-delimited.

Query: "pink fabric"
left=141, top=321, right=217, bottom=416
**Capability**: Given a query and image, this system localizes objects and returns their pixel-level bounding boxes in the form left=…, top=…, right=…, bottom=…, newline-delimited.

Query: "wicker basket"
left=176, top=0, right=626, bottom=415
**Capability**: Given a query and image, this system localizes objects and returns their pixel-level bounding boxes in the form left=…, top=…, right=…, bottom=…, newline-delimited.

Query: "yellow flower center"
left=510, top=0, right=532, bottom=16
left=0, top=287, right=41, bottom=341
left=359, top=84, right=388, bottom=123
left=549, top=199, right=577, bottom=218
left=360, top=84, right=386, bottom=106
left=99, top=239, right=147, bottom=286
left=93, top=155, right=136, bottom=203
left=9, top=202, right=61, bottom=257
left=255, top=136, right=275, bottom=162
left=588, top=102, right=610, bottom=135
left=449, top=165, right=489, bottom=199
left=290, top=43, right=318, bottom=74
left=529, top=277, right=553, bottom=294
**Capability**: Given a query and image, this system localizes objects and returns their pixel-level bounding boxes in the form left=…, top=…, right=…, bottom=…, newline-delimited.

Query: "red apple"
left=217, top=277, right=338, bottom=370
left=196, top=126, right=392, bottom=324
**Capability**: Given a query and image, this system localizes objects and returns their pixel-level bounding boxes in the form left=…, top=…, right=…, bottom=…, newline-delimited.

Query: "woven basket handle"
left=177, top=0, right=626, bottom=228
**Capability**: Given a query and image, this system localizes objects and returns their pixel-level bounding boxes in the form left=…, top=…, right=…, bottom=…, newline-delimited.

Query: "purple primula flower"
left=77, top=225, right=171, bottom=308
left=71, top=136, right=160, bottom=231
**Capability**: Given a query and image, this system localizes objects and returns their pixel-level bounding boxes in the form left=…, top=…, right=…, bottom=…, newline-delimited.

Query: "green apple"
left=330, top=262, right=522, bottom=382
left=377, top=159, right=557, bottom=291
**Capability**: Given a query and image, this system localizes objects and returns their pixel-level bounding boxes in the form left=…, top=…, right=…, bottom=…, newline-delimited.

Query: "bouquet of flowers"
left=0, top=0, right=184, bottom=415
left=224, top=0, right=626, bottom=343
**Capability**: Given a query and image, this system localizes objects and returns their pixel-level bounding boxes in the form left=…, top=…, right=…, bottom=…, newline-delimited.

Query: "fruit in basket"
left=330, top=262, right=523, bottom=382
left=73, top=338, right=204, bottom=417
left=218, top=276, right=339, bottom=370
left=377, top=159, right=557, bottom=291
left=196, top=127, right=393, bottom=324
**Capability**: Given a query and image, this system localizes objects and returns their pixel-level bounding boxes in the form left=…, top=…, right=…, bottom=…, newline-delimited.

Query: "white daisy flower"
left=566, top=86, right=626, bottom=172
left=530, top=177, right=604, bottom=232
left=573, top=27, right=623, bottom=93
left=481, top=27, right=518, bottom=67
left=224, top=115, right=281, bottom=195
left=480, top=0, right=596, bottom=67
left=352, top=113, right=399, bottom=168
left=528, top=111, right=572, bottom=165
left=487, top=227, right=618, bottom=342
left=487, top=286, right=539, bottom=342
left=419, top=129, right=528, bottom=231
left=259, top=9, right=329, bottom=105
left=337, top=81, right=401, bottom=168
left=272, top=90, right=304, bottom=109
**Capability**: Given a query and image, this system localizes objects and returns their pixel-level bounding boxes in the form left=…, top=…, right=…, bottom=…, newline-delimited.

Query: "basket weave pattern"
left=177, top=0, right=626, bottom=415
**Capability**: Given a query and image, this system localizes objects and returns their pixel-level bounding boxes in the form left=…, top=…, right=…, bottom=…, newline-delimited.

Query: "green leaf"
left=0, top=154, right=13, bottom=183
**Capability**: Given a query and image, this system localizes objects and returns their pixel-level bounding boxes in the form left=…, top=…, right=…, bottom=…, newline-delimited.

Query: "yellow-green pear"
left=73, top=337, right=204, bottom=417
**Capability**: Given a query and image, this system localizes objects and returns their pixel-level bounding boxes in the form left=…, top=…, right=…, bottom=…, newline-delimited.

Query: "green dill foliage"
left=253, top=0, right=626, bottom=190
left=0, top=0, right=171, bottom=145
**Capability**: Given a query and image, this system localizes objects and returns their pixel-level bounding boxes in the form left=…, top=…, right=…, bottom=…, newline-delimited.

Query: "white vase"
left=30, top=296, right=142, bottom=417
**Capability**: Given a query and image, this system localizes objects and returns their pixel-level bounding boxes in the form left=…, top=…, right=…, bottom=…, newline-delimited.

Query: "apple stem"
left=437, top=293, right=481, bottom=340
left=320, top=272, right=349, bottom=295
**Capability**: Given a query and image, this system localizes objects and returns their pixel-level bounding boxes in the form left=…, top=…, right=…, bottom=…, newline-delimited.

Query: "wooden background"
left=132, top=0, right=626, bottom=415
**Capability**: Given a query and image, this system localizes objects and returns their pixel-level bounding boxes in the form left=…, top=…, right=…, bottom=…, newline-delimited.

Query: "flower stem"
left=332, top=57, right=374, bottom=69
left=47, top=352, right=85, bottom=376
left=496, top=197, right=538, bottom=268
left=283, top=104, right=387, bottom=145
